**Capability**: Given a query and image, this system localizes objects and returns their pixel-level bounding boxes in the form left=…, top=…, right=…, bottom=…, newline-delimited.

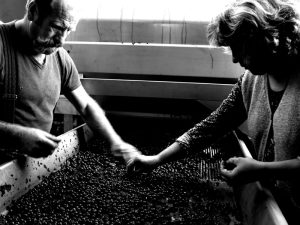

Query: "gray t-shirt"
left=0, top=22, right=81, bottom=132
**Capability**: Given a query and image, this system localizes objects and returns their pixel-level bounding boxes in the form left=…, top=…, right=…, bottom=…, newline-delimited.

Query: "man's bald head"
left=25, top=0, right=81, bottom=21
left=22, top=0, right=81, bottom=55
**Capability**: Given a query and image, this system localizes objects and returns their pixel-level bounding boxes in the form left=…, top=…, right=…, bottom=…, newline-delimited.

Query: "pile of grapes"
left=1, top=117, right=242, bottom=225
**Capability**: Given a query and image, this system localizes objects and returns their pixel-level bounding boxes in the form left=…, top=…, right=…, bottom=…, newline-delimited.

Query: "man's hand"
left=17, top=127, right=61, bottom=158
left=111, top=142, right=141, bottom=164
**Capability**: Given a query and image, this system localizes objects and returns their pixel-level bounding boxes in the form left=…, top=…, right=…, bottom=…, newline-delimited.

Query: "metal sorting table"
left=0, top=124, right=93, bottom=213
left=0, top=122, right=288, bottom=225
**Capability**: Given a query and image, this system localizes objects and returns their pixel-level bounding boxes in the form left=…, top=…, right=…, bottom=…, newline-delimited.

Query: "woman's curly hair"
left=207, top=0, right=300, bottom=58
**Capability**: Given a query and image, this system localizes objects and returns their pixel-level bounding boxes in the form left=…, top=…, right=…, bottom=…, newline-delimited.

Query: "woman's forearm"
left=157, top=142, right=187, bottom=166
left=261, top=158, right=300, bottom=180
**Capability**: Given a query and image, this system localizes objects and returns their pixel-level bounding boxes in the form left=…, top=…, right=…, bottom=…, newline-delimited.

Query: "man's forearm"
left=0, top=121, right=22, bottom=149
left=81, top=100, right=123, bottom=146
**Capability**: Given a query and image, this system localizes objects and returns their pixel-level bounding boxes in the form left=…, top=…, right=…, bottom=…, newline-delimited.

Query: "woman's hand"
left=126, top=154, right=161, bottom=174
left=220, top=157, right=264, bottom=184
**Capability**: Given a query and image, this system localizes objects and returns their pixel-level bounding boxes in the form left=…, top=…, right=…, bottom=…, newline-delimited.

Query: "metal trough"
left=0, top=124, right=93, bottom=214
left=0, top=124, right=288, bottom=224
left=232, top=132, right=288, bottom=225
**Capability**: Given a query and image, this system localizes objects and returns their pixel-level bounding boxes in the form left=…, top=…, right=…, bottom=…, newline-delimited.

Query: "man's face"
left=29, top=1, right=79, bottom=55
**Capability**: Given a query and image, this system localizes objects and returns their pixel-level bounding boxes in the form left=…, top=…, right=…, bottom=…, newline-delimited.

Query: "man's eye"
left=51, top=24, right=64, bottom=32
left=55, top=27, right=63, bottom=31
left=47, top=27, right=54, bottom=32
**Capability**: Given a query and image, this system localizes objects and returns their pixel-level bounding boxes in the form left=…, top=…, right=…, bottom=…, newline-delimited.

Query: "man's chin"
left=42, top=47, right=59, bottom=55
left=33, top=46, right=59, bottom=55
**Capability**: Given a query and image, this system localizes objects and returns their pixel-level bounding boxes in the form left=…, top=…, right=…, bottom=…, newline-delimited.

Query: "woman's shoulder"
left=241, top=70, right=265, bottom=86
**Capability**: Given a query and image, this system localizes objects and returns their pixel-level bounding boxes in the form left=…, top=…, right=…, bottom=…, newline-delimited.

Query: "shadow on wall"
left=67, top=19, right=210, bottom=45
left=0, top=0, right=222, bottom=45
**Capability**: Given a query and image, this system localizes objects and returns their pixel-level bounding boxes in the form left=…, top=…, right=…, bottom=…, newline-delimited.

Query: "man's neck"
left=33, top=54, right=46, bottom=64
left=15, top=19, right=28, bottom=37
left=15, top=19, right=46, bottom=63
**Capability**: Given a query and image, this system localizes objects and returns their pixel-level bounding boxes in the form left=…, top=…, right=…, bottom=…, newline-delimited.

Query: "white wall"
left=0, top=0, right=27, bottom=22
left=68, top=0, right=232, bottom=44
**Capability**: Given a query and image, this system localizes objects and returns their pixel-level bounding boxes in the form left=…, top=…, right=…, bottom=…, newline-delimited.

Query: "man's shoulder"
left=56, top=47, right=73, bottom=62
left=56, top=47, right=67, bottom=57
left=0, top=21, right=16, bottom=32
left=0, top=21, right=17, bottom=48
left=54, top=47, right=77, bottom=75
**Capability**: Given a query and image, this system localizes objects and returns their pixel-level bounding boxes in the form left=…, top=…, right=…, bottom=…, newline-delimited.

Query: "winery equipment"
left=0, top=119, right=288, bottom=224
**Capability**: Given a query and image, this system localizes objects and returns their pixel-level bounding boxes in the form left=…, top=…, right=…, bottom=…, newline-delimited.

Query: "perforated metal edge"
left=0, top=124, right=92, bottom=213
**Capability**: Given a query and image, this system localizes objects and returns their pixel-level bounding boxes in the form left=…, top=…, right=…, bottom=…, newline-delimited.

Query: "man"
left=0, top=0, right=139, bottom=161
left=127, top=0, right=300, bottom=223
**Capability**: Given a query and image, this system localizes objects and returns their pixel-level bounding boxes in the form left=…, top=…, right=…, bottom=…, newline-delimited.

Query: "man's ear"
left=27, top=1, right=38, bottom=21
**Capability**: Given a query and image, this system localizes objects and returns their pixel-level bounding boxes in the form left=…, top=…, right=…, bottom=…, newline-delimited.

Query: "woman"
left=127, top=0, right=300, bottom=223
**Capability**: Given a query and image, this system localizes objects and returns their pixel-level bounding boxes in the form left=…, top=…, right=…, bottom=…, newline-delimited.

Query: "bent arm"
left=0, top=121, right=24, bottom=149
left=221, top=156, right=300, bottom=184
left=0, top=121, right=61, bottom=157
left=177, top=76, right=247, bottom=151
left=156, top=76, right=247, bottom=165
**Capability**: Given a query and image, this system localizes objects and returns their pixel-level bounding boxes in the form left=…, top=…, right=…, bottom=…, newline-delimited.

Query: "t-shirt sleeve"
left=57, top=48, right=81, bottom=94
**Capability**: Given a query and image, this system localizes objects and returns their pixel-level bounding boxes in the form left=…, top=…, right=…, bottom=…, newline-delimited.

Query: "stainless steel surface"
left=0, top=124, right=91, bottom=213
left=233, top=132, right=288, bottom=225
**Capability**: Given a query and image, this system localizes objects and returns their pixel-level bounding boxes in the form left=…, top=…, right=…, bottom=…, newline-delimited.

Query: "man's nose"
left=55, top=30, right=69, bottom=45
